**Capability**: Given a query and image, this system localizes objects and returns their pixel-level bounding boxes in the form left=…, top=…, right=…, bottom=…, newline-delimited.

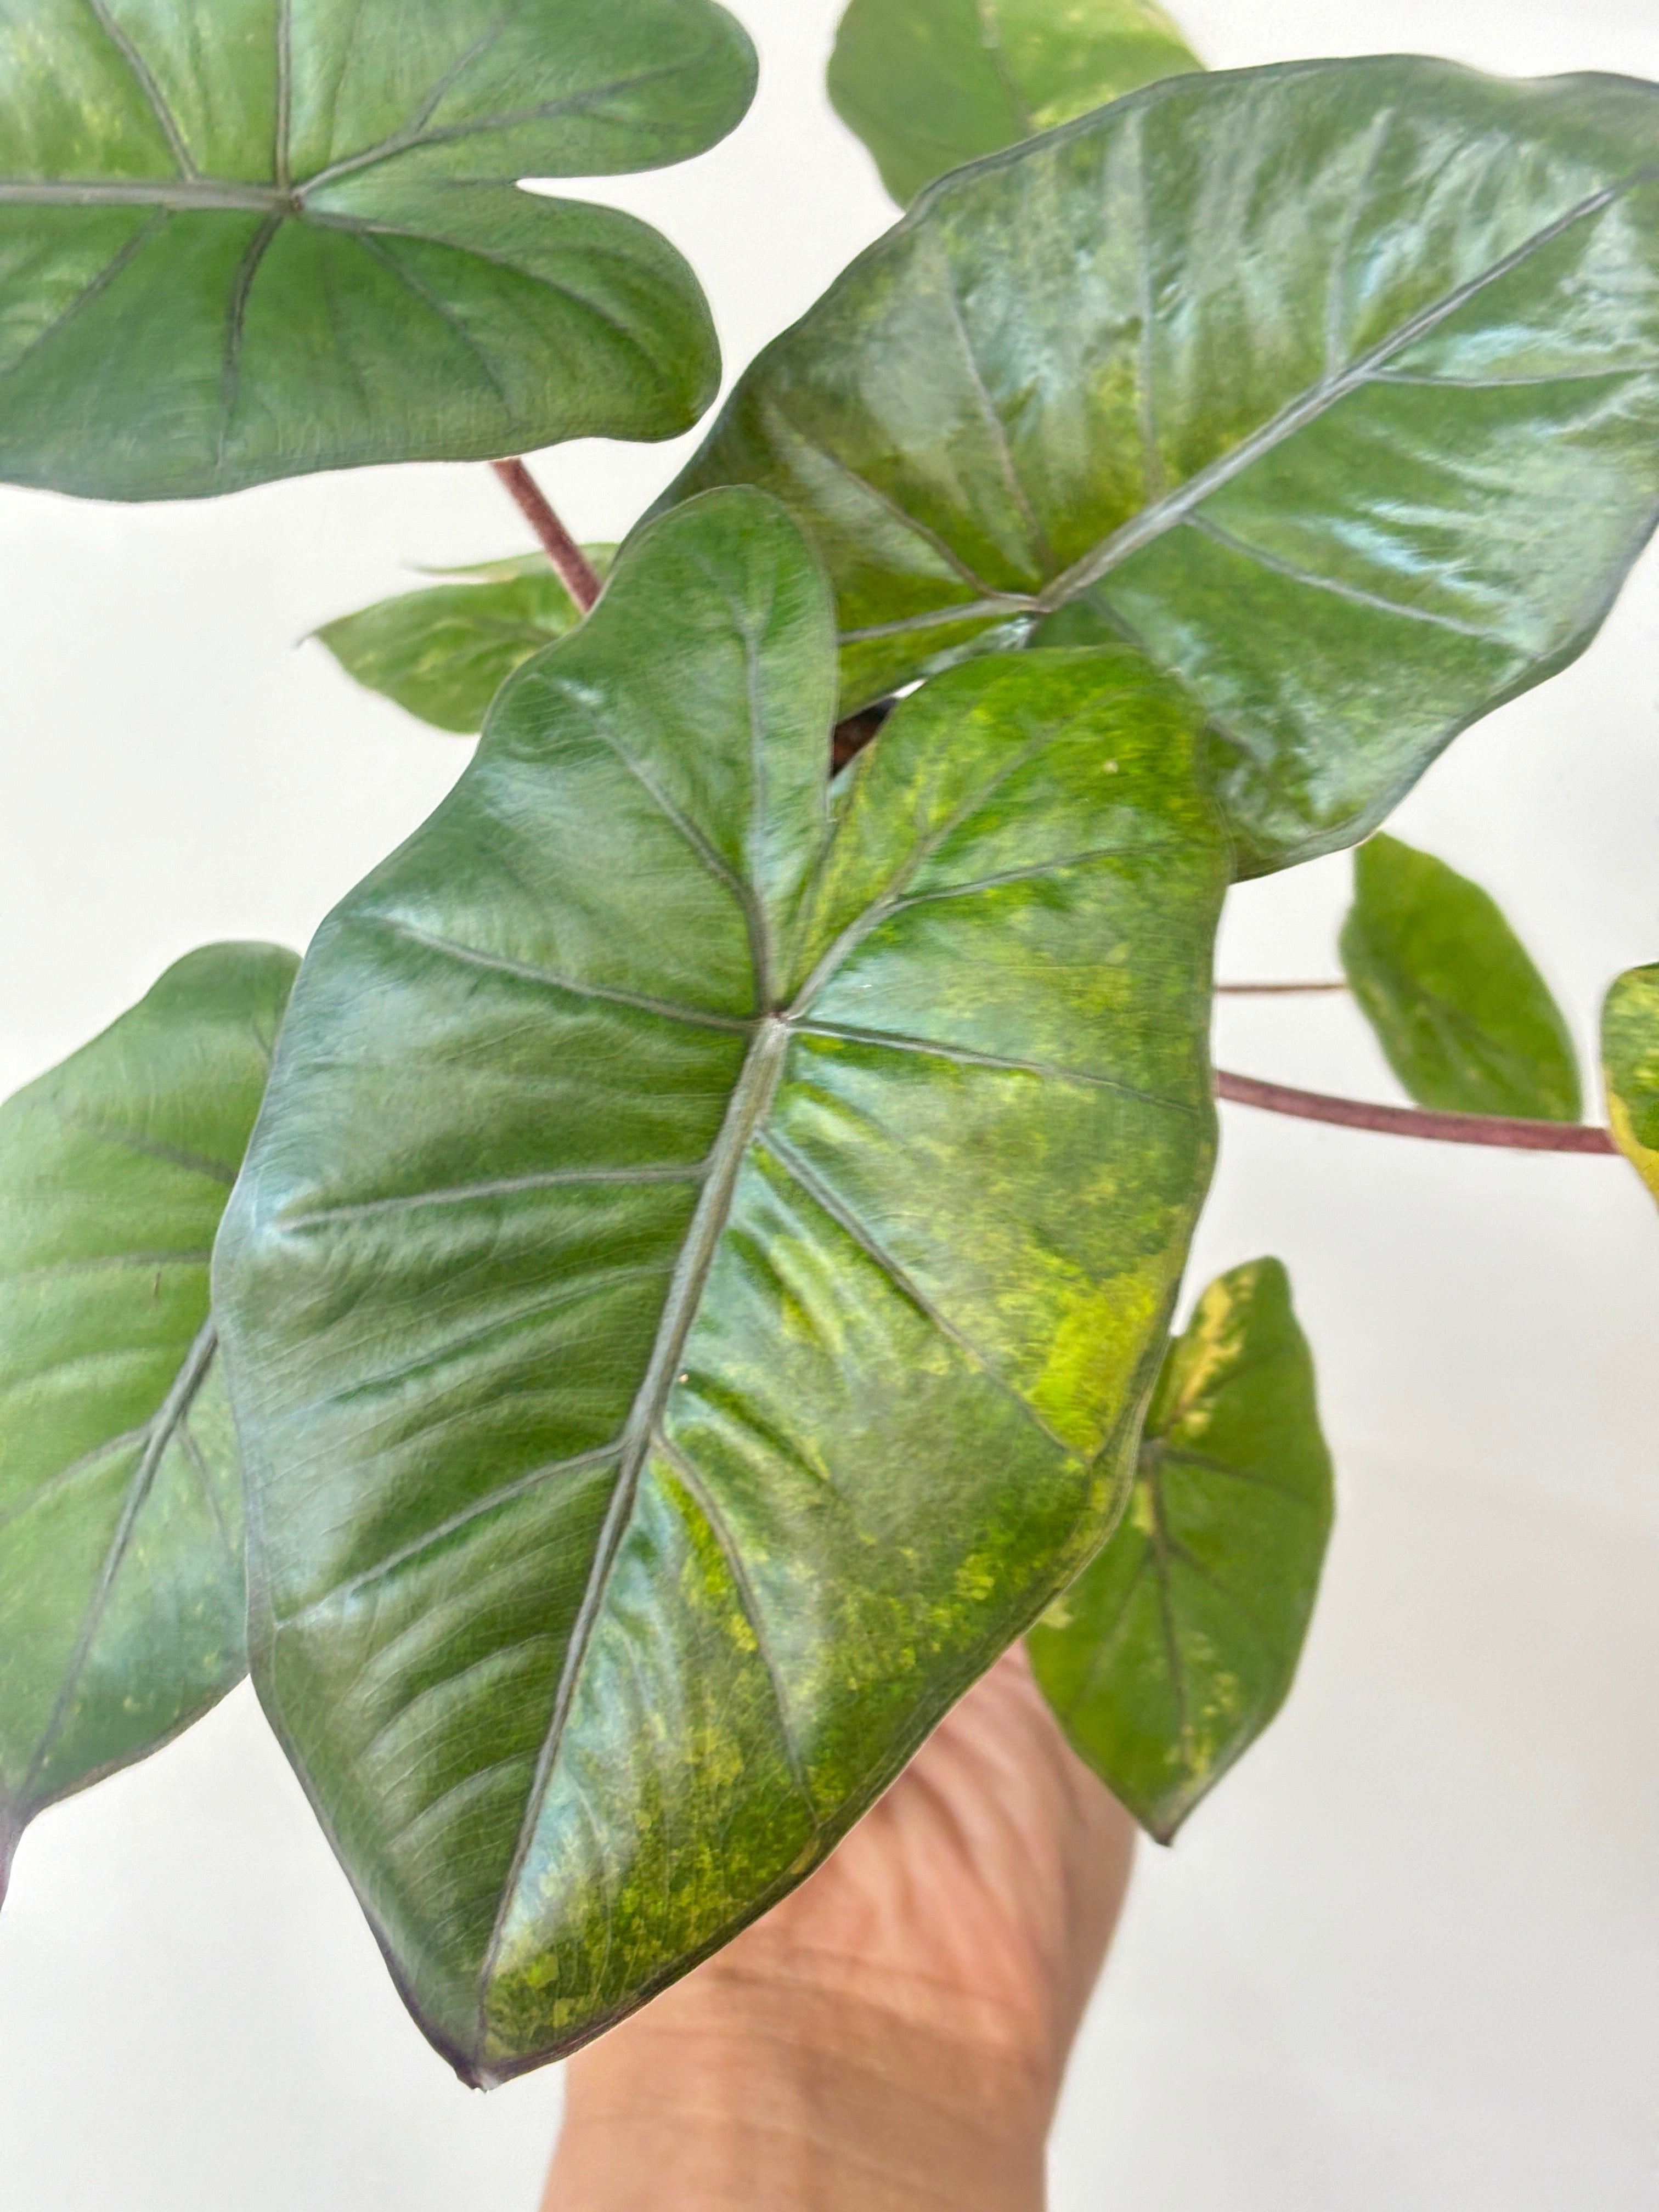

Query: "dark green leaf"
left=215, top=487, right=1228, bottom=2081
left=828, top=0, right=1201, bottom=207
left=0, top=944, right=297, bottom=1898
left=0, top=0, right=757, bottom=500
left=1029, top=1257, right=1333, bottom=1842
left=315, top=550, right=614, bottom=735
left=1604, top=964, right=1659, bottom=1204
left=664, top=58, right=1659, bottom=874
left=1340, top=834, right=1582, bottom=1121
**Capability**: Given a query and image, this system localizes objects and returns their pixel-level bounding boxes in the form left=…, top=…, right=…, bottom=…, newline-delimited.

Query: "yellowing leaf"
left=1030, top=1258, right=1333, bottom=1841
left=1604, top=964, right=1659, bottom=1204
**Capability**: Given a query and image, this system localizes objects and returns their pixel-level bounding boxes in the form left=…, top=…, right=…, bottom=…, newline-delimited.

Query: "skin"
left=543, top=1644, right=1137, bottom=2211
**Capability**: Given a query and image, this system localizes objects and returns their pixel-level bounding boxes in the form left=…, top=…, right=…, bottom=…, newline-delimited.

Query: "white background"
left=2, top=1, right=1657, bottom=2205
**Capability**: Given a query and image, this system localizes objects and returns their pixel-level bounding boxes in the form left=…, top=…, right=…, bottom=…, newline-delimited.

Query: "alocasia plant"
left=1, top=0, right=1655, bottom=2124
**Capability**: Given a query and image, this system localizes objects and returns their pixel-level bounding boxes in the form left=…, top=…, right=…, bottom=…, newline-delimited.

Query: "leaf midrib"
left=1039, top=167, right=1656, bottom=610
left=17, top=1318, right=220, bottom=1810
left=473, top=1014, right=794, bottom=2037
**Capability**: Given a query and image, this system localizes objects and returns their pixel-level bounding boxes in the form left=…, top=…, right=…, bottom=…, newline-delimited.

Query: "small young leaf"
left=216, top=488, right=1229, bottom=2082
left=829, top=0, right=1201, bottom=206
left=1340, top=834, right=1581, bottom=1122
left=0, top=0, right=757, bottom=499
left=665, top=59, right=1659, bottom=873
left=315, top=551, right=614, bottom=735
left=1029, top=1258, right=1333, bottom=1842
left=0, top=944, right=298, bottom=1898
left=1603, top=964, right=1659, bottom=1203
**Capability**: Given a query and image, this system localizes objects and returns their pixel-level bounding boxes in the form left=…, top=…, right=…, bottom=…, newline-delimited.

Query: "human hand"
left=543, top=1642, right=1136, bottom=2212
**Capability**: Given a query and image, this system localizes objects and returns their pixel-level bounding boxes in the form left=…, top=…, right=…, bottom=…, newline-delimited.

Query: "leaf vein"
left=86, top=0, right=199, bottom=177
left=351, top=231, right=511, bottom=405
left=1184, top=511, right=1513, bottom=646
left=651, top=1429, right=821, bottom=1831
left=755, top=1130, right=1077, bottom=1459
left=0, top=211, right=168, bottom=385
left=1046, top=165, right=1659, bottom=606
left=378, top=918, right=754, bottom=1034
left=18, top=1323, right=218, bottom=1805
left=274, top=1444, right=623, bottom=1629
left=282, top=1161, right=707, bottom=1229
left=472, top=1019, right=793, bottom=2051
left=792, top=1021, right=1199, bottom=1116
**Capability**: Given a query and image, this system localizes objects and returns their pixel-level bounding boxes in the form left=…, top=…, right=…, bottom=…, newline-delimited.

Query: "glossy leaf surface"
left=1030, top=1257, right=1333, bottom=1842
left=216, top=487, right=1228, bottom=2081
left=667, top=58, right=1659, bottom=873
left=316, top=551, right=613, bottom=735
left=829, top=0, right=1201, bottom=206
left=1340, top=834, right=1581, bottom=1122
left=0, top=944, right=297, bottom=1895
left=0, top=0, right=756, bottom=499
left=1603, top=964, right=1659, bottom=1203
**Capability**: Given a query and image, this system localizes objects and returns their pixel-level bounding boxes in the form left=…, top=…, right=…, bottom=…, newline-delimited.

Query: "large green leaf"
left=1604, top=964, right=1659, bottom=1204
left=1340, top=833, right=1582, bottom=1122
left=215, top=486, right=1228, bottom=2081
left=315, top=550, right=614, bottom=735
left=665, top=58, right=1659, bottom=874
left=0, top=944, right=297, bottom=1899
left=1029, top=1257, right=1333, bottom=1842
left=828, top=0, right=1201, bottom=207
left=0, top=0, right=756, bottom=500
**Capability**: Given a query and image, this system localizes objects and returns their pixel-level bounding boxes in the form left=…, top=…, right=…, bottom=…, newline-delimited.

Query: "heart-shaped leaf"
left=1340, top=834, right=1581, bottom=1122
left=215, top=486, right=1228, bottom=2081
left=1603, top=964, right=1659, bottom=1204
left=0, top=0, right=757, bottom=500
left=316, top=550, right=614, bottom=735
left=665, top=58, right=1659, bottom=873
left=1029, top=1256, right=1333, bottom=1842
left=0, top=943, right=297, bottom=1899
left=829, top=0, right=1201, bottom=206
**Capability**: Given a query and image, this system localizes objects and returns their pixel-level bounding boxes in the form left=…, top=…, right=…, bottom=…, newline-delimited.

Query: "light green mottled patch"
left=1604, top=964, right=1659, bottom=1206
left=1030, top=1257, right=1334, bottom=1841
left=315, top=551, right=615, bottom=735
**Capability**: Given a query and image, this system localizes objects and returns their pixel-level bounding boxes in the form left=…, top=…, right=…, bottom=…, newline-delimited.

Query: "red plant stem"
left=1214, top=1068, right=1618, bottom=1153
left=1216, top=980, right=1349, bottom=995
left=491, top=458, right=603, bottom=613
